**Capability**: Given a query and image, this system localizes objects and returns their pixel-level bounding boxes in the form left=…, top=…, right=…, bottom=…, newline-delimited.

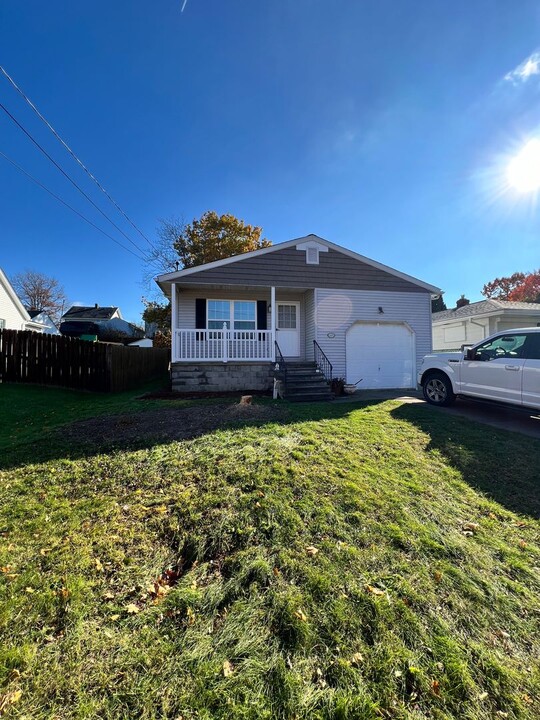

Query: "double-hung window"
left=207, top=300, right=256, bottom=330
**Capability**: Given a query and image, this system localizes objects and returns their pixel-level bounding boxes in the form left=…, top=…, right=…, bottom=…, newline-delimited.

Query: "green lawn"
left=1, top=384, right=539, bottom=719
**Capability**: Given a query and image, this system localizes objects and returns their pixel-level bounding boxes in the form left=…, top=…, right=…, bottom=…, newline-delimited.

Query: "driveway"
left=336, top=389, right=540, bottom=440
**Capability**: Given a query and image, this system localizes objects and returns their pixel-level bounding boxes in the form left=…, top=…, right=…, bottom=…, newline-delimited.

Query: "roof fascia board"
left=157, top=234, right=442, bottom=294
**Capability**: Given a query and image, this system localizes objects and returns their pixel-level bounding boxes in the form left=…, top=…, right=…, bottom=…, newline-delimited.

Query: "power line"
left=0, top=100, right=152, bottom=259
left=0, top=149, right=152, bottom=263
left=0, top=65, right=158, bottom=252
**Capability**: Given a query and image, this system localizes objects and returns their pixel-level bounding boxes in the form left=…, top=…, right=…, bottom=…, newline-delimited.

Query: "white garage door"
left=346, top=322, right=415, bottom=389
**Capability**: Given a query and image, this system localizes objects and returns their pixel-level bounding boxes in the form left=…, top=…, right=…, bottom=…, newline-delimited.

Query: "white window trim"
left=206, top=299, right=258, bottom=330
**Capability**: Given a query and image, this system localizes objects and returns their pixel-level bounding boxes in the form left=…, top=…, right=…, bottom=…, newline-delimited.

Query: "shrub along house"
left=156, top=234, right=441, bottom=399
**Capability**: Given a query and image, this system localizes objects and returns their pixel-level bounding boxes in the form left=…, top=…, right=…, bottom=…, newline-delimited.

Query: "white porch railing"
left=173, top=328, right=274, bottom=362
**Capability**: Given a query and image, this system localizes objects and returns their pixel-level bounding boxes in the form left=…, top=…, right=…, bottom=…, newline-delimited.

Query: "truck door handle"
left=505, top=365, right=520, bottom=371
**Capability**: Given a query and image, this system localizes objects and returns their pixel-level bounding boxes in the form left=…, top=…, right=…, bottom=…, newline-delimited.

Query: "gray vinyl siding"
left=174, top=248, right=432, bottom=293
left=176, top=287, right=306, bottom=359
left=314, top=289, right=433, bottom=378
left=304, top=290, right=316, bottom=360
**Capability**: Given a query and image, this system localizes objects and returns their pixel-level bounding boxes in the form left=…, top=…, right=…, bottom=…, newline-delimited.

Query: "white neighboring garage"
left=345, top=322, right=415, bottom=389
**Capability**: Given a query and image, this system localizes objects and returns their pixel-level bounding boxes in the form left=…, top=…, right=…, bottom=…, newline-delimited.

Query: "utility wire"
left=0, top=65, right=158, bottom=252
left=0, top=100, right=152, bottom=259
left=0, top=149, right=155, bottom=264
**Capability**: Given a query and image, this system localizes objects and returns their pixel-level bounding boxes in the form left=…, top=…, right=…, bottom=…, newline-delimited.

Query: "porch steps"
left=278, top=362, right=333, bottom=402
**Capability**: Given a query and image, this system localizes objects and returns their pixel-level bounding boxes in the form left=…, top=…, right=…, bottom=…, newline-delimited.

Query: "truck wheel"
left=422, top=372, right=456, bottom=407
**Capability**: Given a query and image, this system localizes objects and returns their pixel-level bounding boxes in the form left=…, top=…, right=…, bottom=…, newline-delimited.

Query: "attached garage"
left=346, top=322, right=415, bottom=389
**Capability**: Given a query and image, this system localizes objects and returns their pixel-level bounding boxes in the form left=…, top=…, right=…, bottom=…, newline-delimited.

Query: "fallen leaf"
left=431, top=680, right=441, bottom=696
left=0, top=689, right=22, bottom=712
left=126, top=603, right=140, bottom=615
left=94, top=558, right=104, bottom=571
left=462, top=522, right=479, bottom=532
left=273, top=567, right=280, bottom=577
left=110, top=614, right=120, bottom=621
left=518, top=540, right=527, bottom=549
left=366, top=585, right=385, bottom=596
left=103, top=591, right=115, bottom=600
left=294, top=609, right=307, bottom=622
left=223, top=660, right=234, bottom=677
left=305, top=546, right=319, bottom=556
left=25, top=586, right=35, bottom=594
left=478, top=692, right=488, bottom=700
left=351, top=652, right=364, bottom=666
left=433, top=571, right=443, bottom=583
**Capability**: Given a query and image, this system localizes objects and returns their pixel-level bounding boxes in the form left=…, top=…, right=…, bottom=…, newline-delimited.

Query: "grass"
left=1, top=384, right=539, bottom=719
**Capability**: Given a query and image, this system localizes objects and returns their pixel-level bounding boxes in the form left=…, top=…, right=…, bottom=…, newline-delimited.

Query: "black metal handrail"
left=274, top=341, right=287, bottom=382
left=313, top=340, right=333, bottom=382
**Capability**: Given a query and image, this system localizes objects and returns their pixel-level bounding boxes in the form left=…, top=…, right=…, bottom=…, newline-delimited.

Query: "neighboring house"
left=156, top=234, right=441, bottom=394
left=60, top=304, right=144, bottom=344
left=0, top=267, right=47, bottom=332
left=27, top=310, right=60, bottom=335
left=61, top=304, right=123, bottom=322
left=432, top=299, right=540, bottom=351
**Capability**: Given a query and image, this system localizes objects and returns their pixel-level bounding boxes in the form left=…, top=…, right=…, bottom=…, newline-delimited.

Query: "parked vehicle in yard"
left=418, top=327, right=540, bottom=410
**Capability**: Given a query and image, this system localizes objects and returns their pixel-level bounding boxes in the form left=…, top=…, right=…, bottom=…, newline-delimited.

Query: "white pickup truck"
left=418, top=327, right=540, bottom=410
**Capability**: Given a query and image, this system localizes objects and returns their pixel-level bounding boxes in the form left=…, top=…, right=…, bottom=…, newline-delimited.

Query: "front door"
left=276, top=302, right=300, bottom=357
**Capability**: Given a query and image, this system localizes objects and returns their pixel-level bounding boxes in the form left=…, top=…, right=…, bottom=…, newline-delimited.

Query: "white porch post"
left=270, top=286, right=276, bottom=361
left=171, top=283, right=177, bottom=362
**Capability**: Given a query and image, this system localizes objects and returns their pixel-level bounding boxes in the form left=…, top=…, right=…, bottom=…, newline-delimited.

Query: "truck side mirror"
left=465, top=348, right=476, bottom=361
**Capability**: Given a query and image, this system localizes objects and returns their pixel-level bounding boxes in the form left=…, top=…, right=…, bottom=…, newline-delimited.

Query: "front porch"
left=171, top=284, right=311, bottom=364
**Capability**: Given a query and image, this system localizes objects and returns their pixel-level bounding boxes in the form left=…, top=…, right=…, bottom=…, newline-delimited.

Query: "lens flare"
left=507, top=139, right=540, bottom=192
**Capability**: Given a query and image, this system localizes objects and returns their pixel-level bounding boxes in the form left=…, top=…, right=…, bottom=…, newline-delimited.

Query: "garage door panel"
left=346, top=323, right=414, bottom=389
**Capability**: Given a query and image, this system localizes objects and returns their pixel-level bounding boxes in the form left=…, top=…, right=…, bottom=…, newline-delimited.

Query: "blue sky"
left=2, top=0, right=540, bottom=323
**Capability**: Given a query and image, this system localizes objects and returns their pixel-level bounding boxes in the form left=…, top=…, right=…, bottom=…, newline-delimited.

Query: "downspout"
left=469, top=317, right=488, bottom=339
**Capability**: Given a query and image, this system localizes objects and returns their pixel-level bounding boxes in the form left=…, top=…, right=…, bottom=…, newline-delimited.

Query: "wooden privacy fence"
left=0, top=329, right=170, bottom=392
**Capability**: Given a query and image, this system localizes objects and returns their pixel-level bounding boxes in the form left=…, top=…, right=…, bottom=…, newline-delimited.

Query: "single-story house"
left=60, top=304, right=122, bottom=323
left=156, top=234, right=441, bottom=397
left=432, top=299, right=540, bottom=351
left=60, top=304, right=144, bottom=344
left=0, top=267, right=48, bottom=332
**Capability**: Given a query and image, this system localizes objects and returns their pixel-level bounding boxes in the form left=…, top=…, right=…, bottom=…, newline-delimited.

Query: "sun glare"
left=507, top=139, right=540, bottom=192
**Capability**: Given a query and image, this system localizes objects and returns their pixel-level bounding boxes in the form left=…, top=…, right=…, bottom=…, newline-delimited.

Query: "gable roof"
left=63, top=305, right=119, bottom=320
left=433, top=299, right=540, bottom=323
left=156, top=234, right=442, bottom=295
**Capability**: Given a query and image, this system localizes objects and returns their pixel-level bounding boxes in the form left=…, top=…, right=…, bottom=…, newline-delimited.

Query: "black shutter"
left=195, top=299, right=206, bottom=329
left=257, top=300, right=267, bottom=330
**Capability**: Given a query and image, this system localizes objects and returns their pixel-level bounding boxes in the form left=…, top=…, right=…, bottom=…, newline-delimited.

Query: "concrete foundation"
left=171, top=362, right=274, bottom=393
